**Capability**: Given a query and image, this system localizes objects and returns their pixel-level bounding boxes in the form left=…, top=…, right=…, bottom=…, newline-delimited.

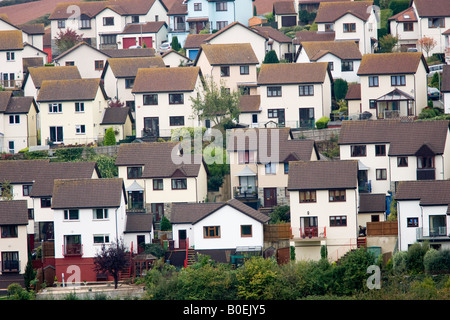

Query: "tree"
left=1, top=180, right=13, bottom=200
left=108, top=98, right=124, bottom=108
left=171, top=36, right=181, bottom=51
left=55, top=28, right=83, bottom=54
left=417, top=37, right=437, bottom=57
left=104, top=127, right=116, bottom=146
left=263, top=50, right=279, bottom=64
left=93, top=240, right=129, bottom=289
left=333, top=78, right=348, bottom=101
left=378, top=34, right=398, bottom=53
left=190, top=77, right=241, bottom=126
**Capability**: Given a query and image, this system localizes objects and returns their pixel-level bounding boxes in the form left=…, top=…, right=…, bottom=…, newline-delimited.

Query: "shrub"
left=236, top=256, right=278, bottom=300
left=424, top=249, right=450, bottom=274
left=160, top=216, right=171, bottom=231
left=7, top=283, right=34, bottom=300
left=263, top=50, right=279, bottom=64
left=392, top=251, right=407, bottom=275
left=410, top=276, right=438, bottom=300
left=406, top=242, right=429, bottom=274
left=333, top=78, right=348, bottom=101
left=104, top=127, right=116, bottom=146
left=316, top=116, right=330, bottom=129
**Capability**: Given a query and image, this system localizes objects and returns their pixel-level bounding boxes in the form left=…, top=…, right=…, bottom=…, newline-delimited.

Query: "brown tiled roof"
left=252, top=26, right=292, bottom=43
left=0, top=30, right=24, bottom=50
left=345, top=83, right=361, bottom=100
left=298, top=0, right=351, bottom=3
left=357, top=52, right=427, bottom=75
left=0, top=91, right=13, bottom=112
left=19, top=23, right=45, bottom=35
left=204, top=21, right=268, bottom=42
left=239, top=95, right=261, bottom=113
left=167, top=0, right=187, bottom=15
left=125, top=213, right=153, bottom=233
left=27, top=66, right=81, bottom=89
left=184, top=34, right=210, bottom=49
left=53, top=42, right=108, bottom=61
left=315, top=1, right=374, bottom=23
left=359, top=194, right=386, bottom=213
left=106, top=56, right=165, bottom=78
left=396, top=180, right=450, bottom=210
left=287, top=160, right=358, bottom=190
left=37, top=78, right=102, bottom=102
left=293, top=31, right=335, bottom=45
left=0, top=201, right=28, bottom=225
left=23, top=57, right=45, bottom=73
left=273, top=1, right=296, bottom=14
left=171, top=198, right=270, bottom=224
left=300, top=41, right=362, bottom=61
left=115, top=142, right=203, bottom=178
left=0, top=159, right=49, bottom=184
left=441, top=65, right=450, bottom=93
left=338, top=120, right=449, bottom=156
left=121, top=21, right=167, bottom=34
left=413, top=0, right=450, bottom=18
left=51, top=178, right=125, bottom=209
left=388, top=7, right=417, bottom=22
left=258, top=62, right=329, bottom=85
left=199, top=43, right=259, bottom=65
left=101, top=107, right=133, bottom=125
left=5, top=97, right=37, bottom=114
left=132, top=66, right=200, bottom=93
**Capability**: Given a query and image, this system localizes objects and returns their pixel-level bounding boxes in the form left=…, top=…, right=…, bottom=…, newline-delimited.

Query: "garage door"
left=281, top=16, right=296, bottom=27
left=139, top=37, right=153, bottom=48
left=123, top=37, right=137, bottom=49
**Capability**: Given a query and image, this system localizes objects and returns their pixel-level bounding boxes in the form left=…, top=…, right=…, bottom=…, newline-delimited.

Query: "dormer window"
left=127, top=166, right=142, bottom=179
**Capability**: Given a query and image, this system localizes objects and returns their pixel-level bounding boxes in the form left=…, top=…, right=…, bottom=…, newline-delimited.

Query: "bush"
left=418, top=107, right=442, bottom=119
left=316, top=116, right=330, bottom=129
left=406, top=242, right=429, bottom=274
left=333, top=79, right=348, bottom=101
left=410, top=276, right=438, bottom=300
left=424, top=249, right=450, bottom=274
left=7, top=283, right=34, bottom=300
left=263, top=50, right=279, bottom=64
left=104, top=127, right=116, bottom=146
left=160, top=216, right=171, bottom=231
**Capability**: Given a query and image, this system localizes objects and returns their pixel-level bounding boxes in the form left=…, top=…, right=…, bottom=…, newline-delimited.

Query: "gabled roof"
left=26, top=66, right=81, bottom=89
left=359, top=194, right=386, bottom=213
left=239, top=95, right=261, bottom=113
left=273, top=1, right=296, bottom=15
left=53, top=42, right=109, bottom=61
left=345, top=83, right=361, bottom=101
left=125, top=213, right=153, bottom=233
left=315, top=1, right=374, bottom=23
left=388, top=6, right=417, bottom=22
left=396, top=180, right=450, bottom=211
left=101, top=47, right=156, bottom=58
left=203, top=21, right=268, bottom=43
left=196, top=43, right=259, bottom=66
left=293, top=31, right=335, bottom=45
left=167, top=0, right=187, bottom=15
left=18, top=23, right=45, bottom=35
left=0, top=91, right=38, bottom=114
left=357, top=52, right=428, bottom=75
left=412, top=0, right=450, bottom=18
left=0, top=30, right=23, bottom=50
left=299, top=40, right=362, bottom=61
left=171, top=199, right=270, bottom=224
left=287, top=160, right=358, bottom=190
left=258, top=62, right=330, bottom=85
left=252, top=26, right=292, bottom=43
left=0, top=201, right=28, bottom=226
left=132, top=66, right=200, bottom=93
left=101, top=107, right=134, bottom=125
left=121, top=21, right=167, bottom=34
left=103, top=56, right=165, bottom=78
left=338, top=120, right=449, bottom=156
left=37, top=78, right=103, bottom=102
left=184, top=34, right=211, bottom=49
left=51, top=178, right=125, bottom=209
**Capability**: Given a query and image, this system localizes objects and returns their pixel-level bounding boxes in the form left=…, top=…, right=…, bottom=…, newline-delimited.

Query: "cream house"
left=100, top=106, right=134, bottom=142
left=356, top=52, right=429, bottom=119
left=288, top=160, right=359, bottom=262
left=117, top=21, right=168, bottom=49
left=388, top=7, right=419, bottom=51
left=161, top=49, right=191, bottom=67
left=252, top=26, right=294, bottom=62
left=36, top=78, right=109, bottom=145
left=227, top=128, right=319, bottom=210
left=132, top=66, right=203, bottom=139
left=273, top=1, right=298, bottom=29
left=0, top=30, right=24, bottom=90
left=315, top=1, right=378, bottom=55
left=257, top=62, right=333, bottom=129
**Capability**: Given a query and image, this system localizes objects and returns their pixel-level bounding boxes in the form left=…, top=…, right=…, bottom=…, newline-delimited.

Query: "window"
left=284, top=162, right=289, bottom=174
left=58, top=20, right=65, bottom=28
left=351, top=145, right=366, bottom=157
left=398, top=157, right=408, bottom=167
left=143, top=94, right=158, bottom=105
left=325, top=23, right=334, bottom=31
left=153, top=179, right=163, bottom=190
left=216, top=2, right=227, bottom=11
left=428, top=18, right=445, bottom=28
left=407, top=217, right=418, bottom=227
left=127, top=167, right=142, bottom=179
left=330, top=216, right=347, bottom=227
left=240, top=65, right=249, bottom=75
left=267, top=86, right=282, bottom=97
left=169, top=93, right=184, bottom=104
left=49, top=103, right=62, bottom=113
left=50, top=126, right=63, bottom=142
left=204, top=226, right=220, bottom=238
left=125, top=78, right=134, bottom=89
left=80, top=18, right=91, bottom=29
left=299, top=85, right=314, bottom=96
left=376, top=169, right=387, bottom=180
left=65, top=61, right=74, bottom=66
left=131, top=15, right=139, bottom=23
left=194, top=3, right=202, bottom=11
left=369, top=76, right=379, bottom=87
left=41, top=198, right=51, bottom=208
left=391, top=75, right=406, bottom=86
left=328, top=62, right=334, bottom=71
left=93, top=208, right=108, bottom=220
left=64, top=209, right=79, bottom=220
left=23, top=185, right=32, bottom=196
left=341, top=61, right=353, bottom=72
left=369, top=100, right=377, bottom=109
left=403, top=22, right=414, bottom=32
left=94, top=60, right=104, bottom=70
left=94, top=234, right=110, bottom=244
left=265, top=163, right=276, bottom=174
left=169, top=116, right=184, bottom=126
left=417, top=156, right=434, bottom=169
left=238, top=151, right=255, bottom=164
left=241, top=225, right=252, bottom=237
left=9, top=115, right=20, bottom=124
left=1, top=225, right=18, bottom=238
left=75, top=102, right=84, bottom=112
left=102, top=34, right=116, bottom=45
left=75, top=125, right=85, bottom=134
left=329, top=189, right=346, bottom=202
left=216, top=21, right=228, bottom=30
left=6, top=52, right=15, bottom=61
left=220, top=66, right=230, bottom=77
left=299, top=190, right=316, bottom=203
left=103, top=17, right=114, bottom=26
left=343, top=23, right=356, bottom=32
left=8, top=141, right=14, bottom=154
left=375, top=144, right=386, bottom=156
left=64, top=235, right=81, bottom=255
left=28, top=209, right=34, bottom=219
left=172, top=178, right=187, bottom=189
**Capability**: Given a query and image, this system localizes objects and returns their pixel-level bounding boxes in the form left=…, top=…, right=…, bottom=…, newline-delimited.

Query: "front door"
left=144, top=117, right=159, bottom=138
left=178, top=229, right=187, bottom=249
left=152, top=203, right=164, bottom=222
left=264, top=188, right=277, bottom=207
left=137, top=235, right=146, bottom=254
left=299, top=108, right=314, bottom=129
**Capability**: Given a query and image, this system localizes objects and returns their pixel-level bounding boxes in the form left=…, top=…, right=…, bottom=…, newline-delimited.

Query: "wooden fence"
left=264, top=223, right=291, bottom=241
left=367, top=221, right=398, bottom=236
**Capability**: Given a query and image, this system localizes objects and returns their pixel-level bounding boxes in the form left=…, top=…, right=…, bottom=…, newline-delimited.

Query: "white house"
left=388, top=6, right=420, bottom=51
left=273, top=1, right=298, bottom=29
left=396, top=180, right=450, bottom=251
left=161, top=49, right=191, bottom=67
left=442, top=65, right=450, bottom=113
left=252, top=26, right=294, bottom=62
left=0, top=30, right=24, bottom=90
left=117, top=21, right=168, bottom=49
left=288, top=160, right=360, bottom=262
left=170, top=199, right=270, bottom=262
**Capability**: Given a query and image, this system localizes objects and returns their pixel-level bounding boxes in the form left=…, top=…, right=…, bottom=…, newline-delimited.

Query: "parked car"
left=428, top=64, right=445, bottom=77
left=159, top=42, right=171, bottom=54
left=428, top=87, right=440, bottom=100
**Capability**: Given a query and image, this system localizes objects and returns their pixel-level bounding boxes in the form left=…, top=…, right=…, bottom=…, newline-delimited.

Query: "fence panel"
left=367, top=221, right=398, bottom=236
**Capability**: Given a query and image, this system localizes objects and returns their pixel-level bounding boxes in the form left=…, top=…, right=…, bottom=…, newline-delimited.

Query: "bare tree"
left=417, top=36, right=437, bottom=57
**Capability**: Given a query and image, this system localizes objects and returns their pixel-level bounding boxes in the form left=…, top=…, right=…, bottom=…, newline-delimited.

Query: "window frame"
left=9, top=114, right=20, bottom=124
left=169, top=93, right=184, bottom=105
left=391, top=75, right=406, bottom=86
left=329, top=189, right=346, bottom=202
left=241, top=225, right=253, bottom=237
left=341, top=61, right=354, bottom=72
left=375, top=144, right=386, bottom=157
left=75, top=102, right=84, bottom=113
left=215, top=2, right=227, bottom=11
left=407, top=217, right=418, bottom=227
left=330, top=215, right=347, bottom=227
left=1, top=225, right=18, bottom=238
left=103, top=17, right=115, bottom=26
left=23, top=184, right=32, bottom=196
left=299, top=85, right=314, bottom=96
left=376, top=168, right=387, bottom=180
left=153, top=179, right=164, bottom=190
left=143, top=94, right=158, bottom=105
left=220, top=66, right=230, bottom=77
left=169, top=116, right=185, bottom=126
left=75, top=124, right=86, bottom=135
left=6, top=51, right=15, bottom=61
left=93, top=234, right=110, bottom=244
left=93, top=208, right=109, bottom=220
left=94, top=60, right=104, bottom=71
left=48, top=103, right=62, bottom=113
left=369, top=76, right=379, bottom=87
left=397, top=157, right=408, bottom=167
left=267, top=86, right=282, bottom=97
left=204, top=226, right=220, bottom=238
left=127, top=166, right=143, bottom=179
left=41, top=198, right=51, bottom=208
left=351, top=145, right=366, bottom=157
left=171, top=178, right=187, bottom=190
left=240, top=65, right=249, bottom=75
left=343, top=23, right=356, bottom=33
left=299, top=190, right=316, bottom=203
left=64, top=209, right=79, bottom=221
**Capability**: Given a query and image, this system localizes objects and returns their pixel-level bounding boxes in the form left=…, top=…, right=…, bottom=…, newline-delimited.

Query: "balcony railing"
left=417, top=168, right=435, bottom=180
left=1, top=79, right=22, bottom=89
left=416, top=226, right=448, bottom=240
left=63, top=244, right=83, bottom=256
left=234, top=186, right=258, bottom=200
left=298, top=227, right=327, bottom=239
left=1, top=260, right=20, bottom=273
left=358, top=181, right=371, bottom=193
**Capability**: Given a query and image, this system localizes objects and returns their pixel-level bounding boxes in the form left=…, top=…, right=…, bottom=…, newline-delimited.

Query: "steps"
left=186, top=248, right=197, bottom=266
left=357, top=237, right=367, bottom=248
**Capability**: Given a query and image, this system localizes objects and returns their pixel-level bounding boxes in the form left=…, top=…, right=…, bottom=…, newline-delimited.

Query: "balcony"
left=63, top=244, right=83, bottom=257
left=416, top=226, right=448, bottom=240
left=1, top=260, right=20, bottom=273
left=417, top=168, right=435, bottom=180
left=294, top=227, right=327, bottom=240
left=233, top=186, right=258, bottom=200
left=1, top=79, right=22, bottom=90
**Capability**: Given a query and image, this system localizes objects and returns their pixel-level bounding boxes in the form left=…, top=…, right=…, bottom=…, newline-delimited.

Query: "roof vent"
left=404, top=14, right=410, bottom=19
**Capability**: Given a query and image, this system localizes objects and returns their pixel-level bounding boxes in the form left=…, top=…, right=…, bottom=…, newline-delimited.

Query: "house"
left=36, top=78, right=109, bottom=145
left=358, top=193, right=387, bottom=227
left=194, top=43, right=259, bottom=94
left=237, top=95, right=261, bottom=128
left=117, top=21, right=168, bottom=49
left=166, top=0, right=188, bottom=46
left=315, top=1, right=378, bottom=55
left=388, top=7, right=419, bottom=51
left=132, top=66, right=203, bottom=138
left=442, top=65, right=450, bottom=113
left=356, top=52, right=429, bottom=119
left=171, top=199, right=270, bottom=263
left=115, top=141, right=208, bottom=221
left=0, top=91, right=39, bottom=153
left=296, top=0, right=351, bottom=14
left=100, top=106, right=134, bottom=142
left=287, top=160, right=359, bottom=262
left=22, top=43, right=47, bottom=71
left=227, top=127, right=319, bottom=210
left=0, top=30, right=24, bottom=90
left=51, top=178, right=128, bottom=282
left=0, top=14, right=44, bottom=51
left=252, top=26, right=294, bottom=62
left=292, top=30, right=336, bottom=54
left=345, top=83, right=362, bottom=116
left=183, top=33, right=210, bottom=60
left=0, top=201, right=29, bottom=275
left=273, top=1, right=298, bottom=28
left=338, top=119, right=450, bottom=196
left=101, top=56, right=166, bottom=110
left=256, top=62, right=333, bottom=129
left=161, top=49, right=191, bottom=67
left=295, top=40, right=362, bottom=83
left=100, top=47, right=156, bottom=58
left=396, top=180, right=450, bottom=251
